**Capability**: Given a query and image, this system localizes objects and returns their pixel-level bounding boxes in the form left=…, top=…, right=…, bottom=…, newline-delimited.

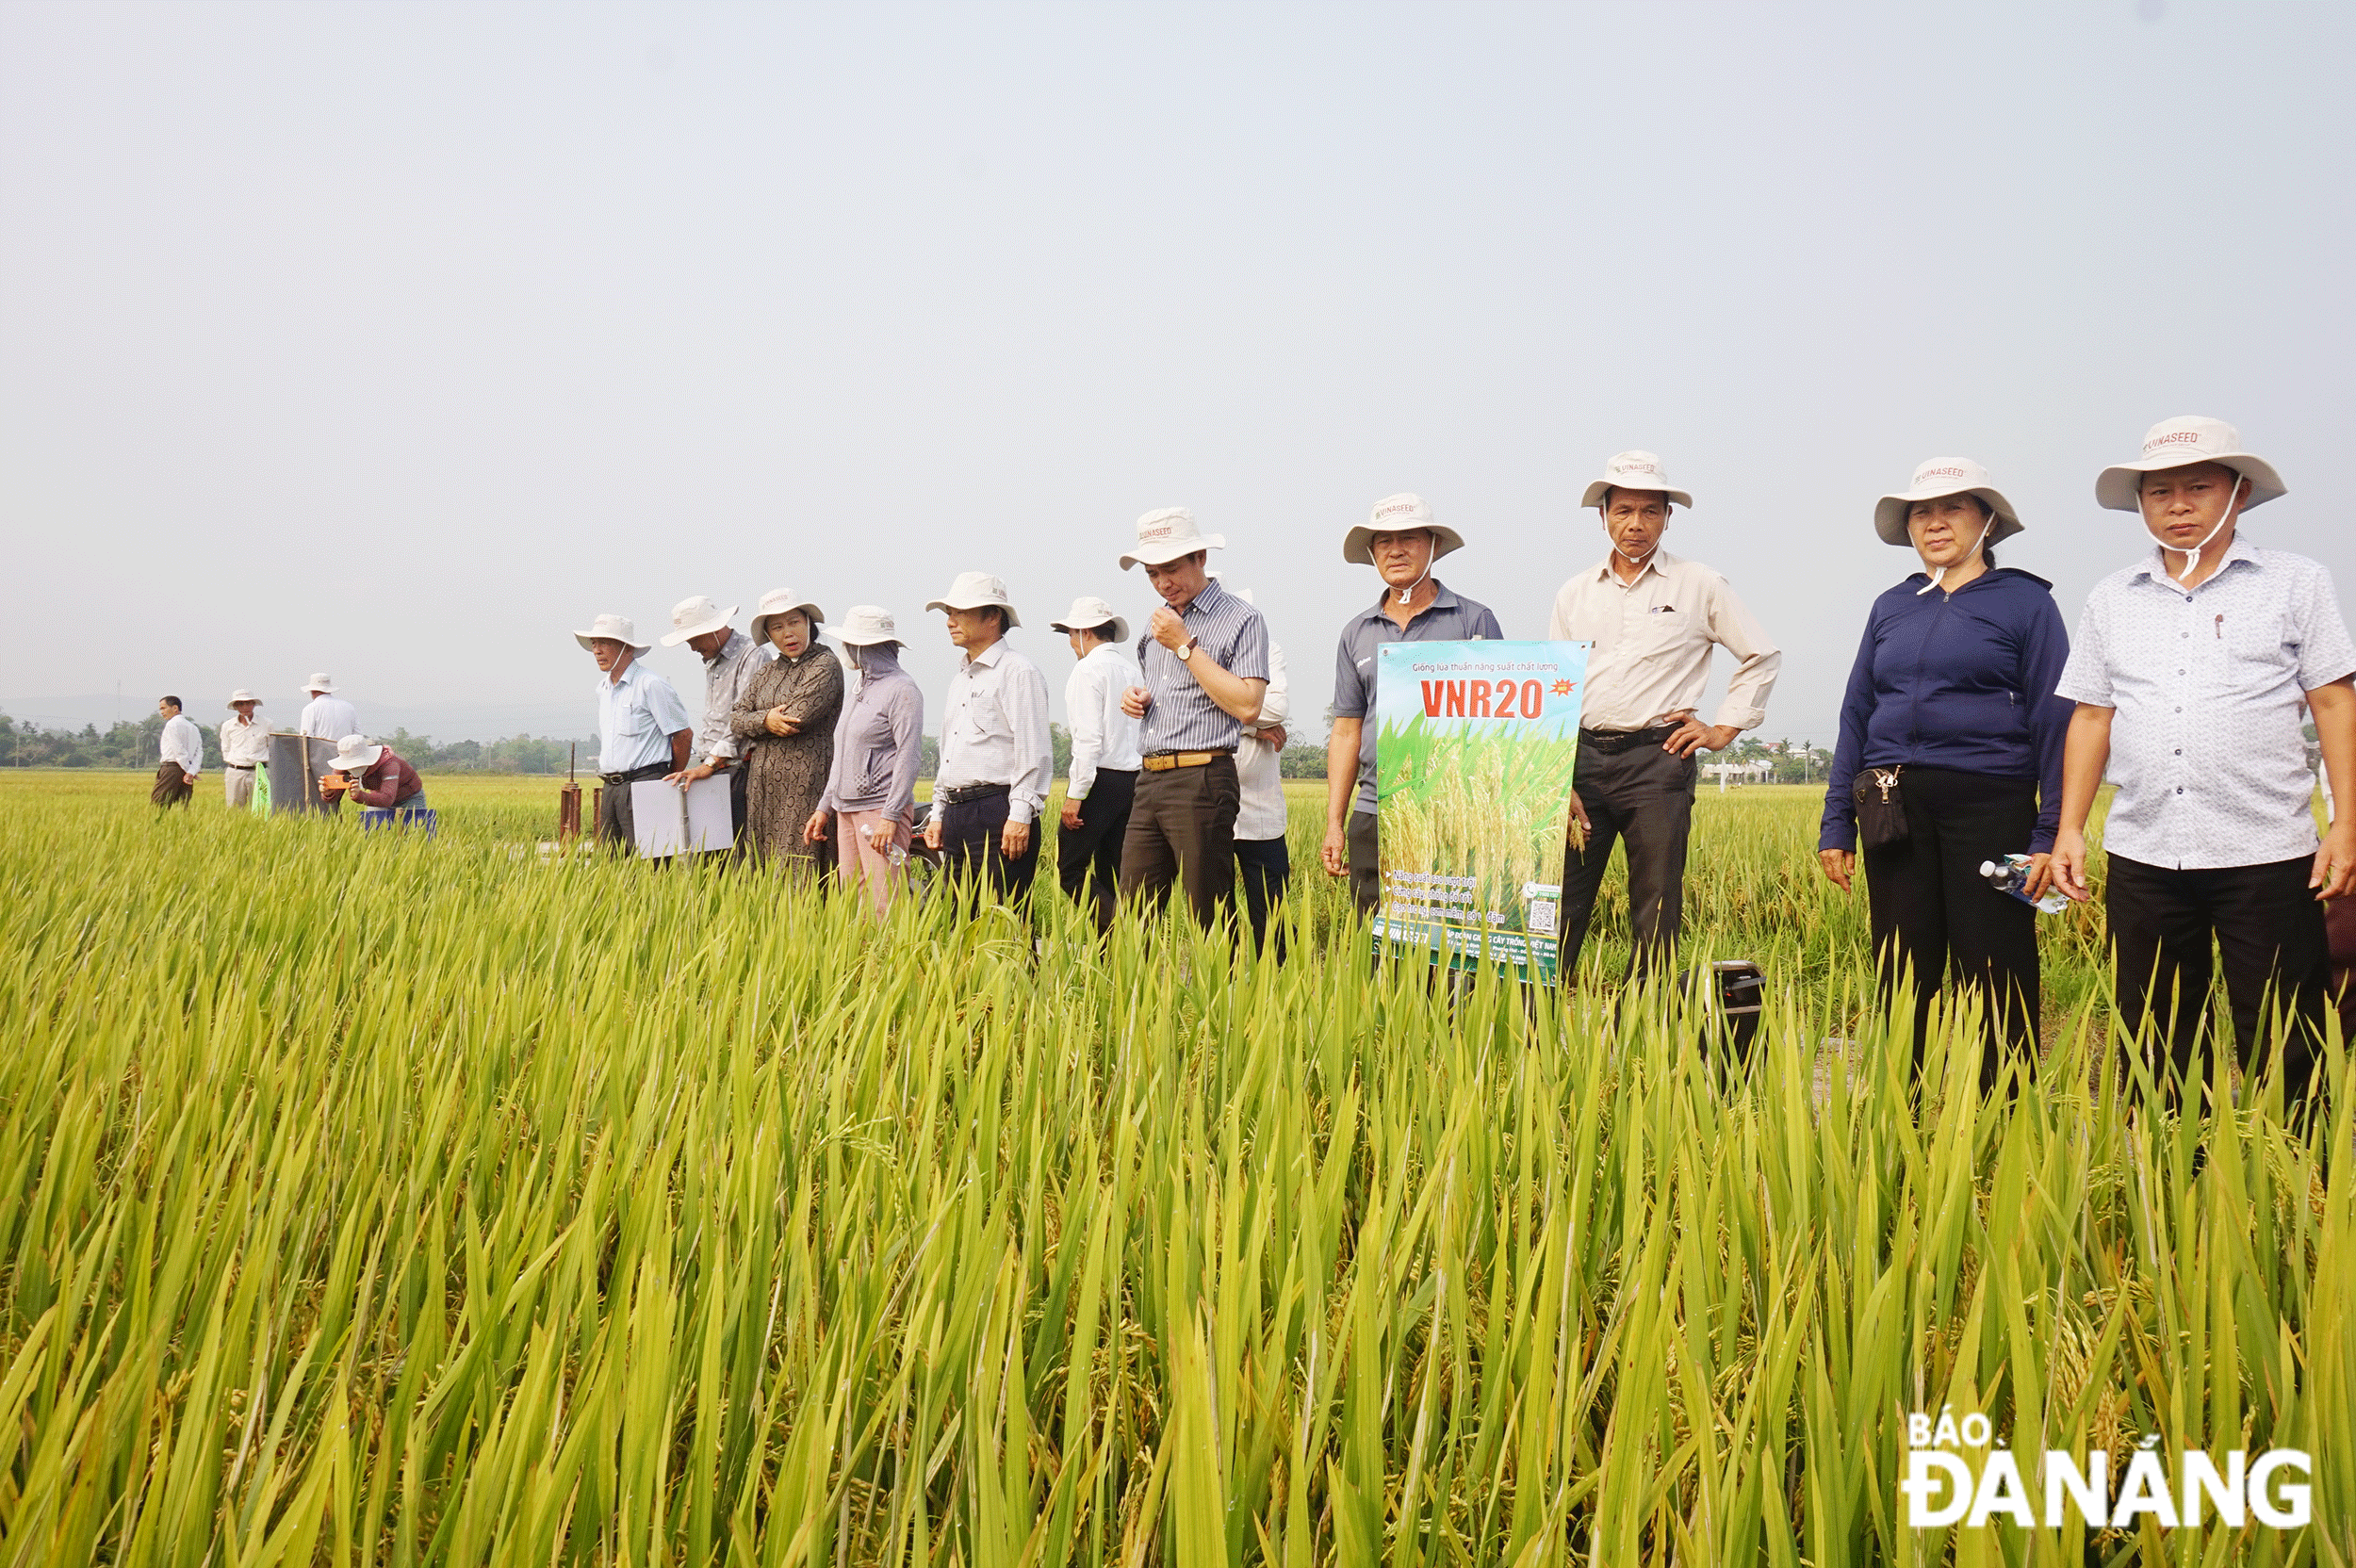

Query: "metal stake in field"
left=559, top=742, right=582, bottom=842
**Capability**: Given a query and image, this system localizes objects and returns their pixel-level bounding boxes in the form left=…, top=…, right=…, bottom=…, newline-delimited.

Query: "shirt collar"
left=1352, top=580, right=1459, bottom=626
left=1182, top=577, right=1235, bottom=620
left=603, top=659, right=643, bottom=690
left=707, top=629, right=752, bottom=665
left=2131, top=532, right=2260, bottom=585
left=962, top=639, right=1006, bottom=671
left=1592, top=546, right=1677, bottom=585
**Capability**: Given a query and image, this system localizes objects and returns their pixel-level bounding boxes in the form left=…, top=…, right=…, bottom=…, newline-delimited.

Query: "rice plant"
left=0, top=771, right=2346, bottom=1565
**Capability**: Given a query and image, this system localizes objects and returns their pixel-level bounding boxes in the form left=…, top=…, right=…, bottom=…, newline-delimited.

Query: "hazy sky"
left=5, top=3, right=2351, bottom=746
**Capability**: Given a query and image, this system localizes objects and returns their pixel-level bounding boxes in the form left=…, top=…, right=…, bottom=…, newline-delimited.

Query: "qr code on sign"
left=1527, top=899, right=1558, bottom=935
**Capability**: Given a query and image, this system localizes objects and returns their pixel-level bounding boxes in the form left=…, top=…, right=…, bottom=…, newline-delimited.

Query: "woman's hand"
left=802, top=808, right=829, bottom=845
left=2020, top=852, right=2056, bottom=901
left=763, top=706, right=799, bottom=737
left=1818, top=848, right=1855, bottom=893
left=2051, top=827, right=2093, bottom=903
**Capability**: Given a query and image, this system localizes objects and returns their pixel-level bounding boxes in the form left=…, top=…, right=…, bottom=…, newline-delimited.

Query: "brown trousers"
left=1118, top=756, right=1240, bottom=929
left=152, top=761, right=194, bottom=808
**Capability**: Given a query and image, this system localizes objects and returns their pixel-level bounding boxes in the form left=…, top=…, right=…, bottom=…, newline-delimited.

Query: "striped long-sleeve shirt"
left=1136, top=577, right=1270, bottom=753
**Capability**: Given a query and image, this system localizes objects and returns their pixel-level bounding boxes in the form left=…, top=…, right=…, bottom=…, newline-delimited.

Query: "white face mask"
left=1915, top=512, right=1992, bottom=596
left=2156, top=474, right=2244, bottom=585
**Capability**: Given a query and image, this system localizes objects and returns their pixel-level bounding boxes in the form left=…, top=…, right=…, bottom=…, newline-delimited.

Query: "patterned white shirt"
left=2056, top=538, right=2356, bottom=870
left=1234, top=640, right=1292, bottom=841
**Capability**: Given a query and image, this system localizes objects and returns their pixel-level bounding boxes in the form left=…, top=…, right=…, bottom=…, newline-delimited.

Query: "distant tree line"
left=0, top=709, right=1337, bottom=780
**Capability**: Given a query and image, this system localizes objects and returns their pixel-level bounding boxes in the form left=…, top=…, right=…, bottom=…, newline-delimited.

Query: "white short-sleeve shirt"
left=2056, top=539, right=2356, bottom=870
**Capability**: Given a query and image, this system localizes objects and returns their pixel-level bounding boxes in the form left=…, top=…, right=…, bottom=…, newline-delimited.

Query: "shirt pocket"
left=1630, top=605, right=1691, bottom=657
left=2213, top=610, right=2292, bottom=695
left=963, top=689, right=1005, bottom=741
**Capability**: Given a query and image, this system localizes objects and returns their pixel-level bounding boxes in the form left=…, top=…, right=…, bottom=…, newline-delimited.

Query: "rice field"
left=1, top=769, right=2348, bottom=1565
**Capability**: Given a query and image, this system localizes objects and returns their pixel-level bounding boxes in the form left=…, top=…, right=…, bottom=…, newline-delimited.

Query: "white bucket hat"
left=573, top=612, right=651, bottom=654
left=660, top=595, right=738, bottom=646
left=1342, top=492, right=1466, bottom=565
left=833, top=605, right=903, bottom=646
left=304, top=672, right=337, bottom=694
left=2095, top=416, right=2286, bottom=512
left=1579, top=450, right=1693, bottom=511
left=328, top=734, right=382, bottom=772
left=924, top=572, right=1023, bottom=629
left=749, top=588, right=827, bottom=645
left=1120, top=506, right=1226, bottom=570
left=225, top=690, right=262, bottom=710
left=1873, top=458, right=2023, bottom=547
left=1048, top=595, right=1130, bottom=643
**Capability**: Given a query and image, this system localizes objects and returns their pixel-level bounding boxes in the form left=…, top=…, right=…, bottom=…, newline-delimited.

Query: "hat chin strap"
left=1915, top=517, right=1992, bottom=596
left=2160, top=476, right=2243, bottom=585
left=1394, top=556, right=1433, bottom=605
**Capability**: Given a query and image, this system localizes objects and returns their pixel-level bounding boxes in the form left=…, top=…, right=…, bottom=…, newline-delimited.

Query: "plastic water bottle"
left=859, top=822, right=908, bottom=869
left=1980, top=854, right=2069, bottom=914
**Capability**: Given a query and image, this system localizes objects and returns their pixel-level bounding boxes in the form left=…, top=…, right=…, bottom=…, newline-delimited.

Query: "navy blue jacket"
left=1820, top=567, right=2072, bottom=854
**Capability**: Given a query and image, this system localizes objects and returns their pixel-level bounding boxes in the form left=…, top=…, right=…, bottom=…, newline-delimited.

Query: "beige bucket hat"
left=303, top=672, right=337, bottom=694
left=1120, top=507, right=1226, bottom=570
left=925, top=572, right=1023, bottom=629
left=1579, top=450, right=1693, bottom=511
left=1049, top=595, right=1130, bottom=643
left=225, top=690, right=262, bottom=710
left=829, top=600, right=900, bottom=645
left=749, top=587, right=827, bottom=644
left=2095, top=416, right=2285, bottom=512
left=833, top=605, right=903, bottom=646
left=660, top=595, right=739, bottom=646
left=1343, top=492, right=1465, bottom=565
left=1873, top=458, right=2024, bottom=547
left=328, top=734, right=382, bottom=772
left=573, top=613, right=651, bottom=653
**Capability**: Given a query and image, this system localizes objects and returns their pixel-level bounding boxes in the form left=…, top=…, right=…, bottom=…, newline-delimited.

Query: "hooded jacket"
left=1820, top=567, right=2072, bottom=854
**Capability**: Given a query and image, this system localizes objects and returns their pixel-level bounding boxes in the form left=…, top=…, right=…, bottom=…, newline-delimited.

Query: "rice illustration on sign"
left=1374, top=639, right=1591, bottom=981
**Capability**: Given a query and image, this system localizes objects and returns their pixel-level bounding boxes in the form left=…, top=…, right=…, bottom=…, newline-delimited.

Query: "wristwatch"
left=1176, top=637, right=1198, bottom=663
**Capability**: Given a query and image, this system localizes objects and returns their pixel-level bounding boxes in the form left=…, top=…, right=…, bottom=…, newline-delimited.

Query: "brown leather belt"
left=1141, top=750, right=1231, bottom=773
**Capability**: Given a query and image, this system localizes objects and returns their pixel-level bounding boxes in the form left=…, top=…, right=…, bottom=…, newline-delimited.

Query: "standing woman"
left=1818, top=458, right=2072, bottom=1089
left=808, top=607, right=925, bottom=919
left=728, top=588, right=843, bottom=870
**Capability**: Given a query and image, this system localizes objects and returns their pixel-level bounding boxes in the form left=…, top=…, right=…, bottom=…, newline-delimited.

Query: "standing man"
left=1228, top=589, right=1294, bottom=958
left=575, top=612, right=694, bottom=852
left=298, top=674, right=356, bottom=741
left=2052, top=417, right=2356, bottom=1110
left=1049, top=596, right=1142, bottom=934
left=1320, top=494, right=1504, bottom=916
left=1116, top=508, right=1270, bottom=929
left=924, top=573, right=1053, bottom=913
left=220, top=690, right=270, bottom=808
left=153, top=695, right=203, bottom=808
left=1549, top=451, right=1780, bottom=984
left=660, top=595, right=771, bottom=843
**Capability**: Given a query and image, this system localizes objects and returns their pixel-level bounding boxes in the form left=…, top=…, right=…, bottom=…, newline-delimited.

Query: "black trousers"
left=1119, top=757, right=1240, bottom=929
left=1560, top=740, right=1696, bottom=984
left=941, top=790, right=1039, bottom=915
left=596, top=762, right=671, bottom=850
left=1347, top=809, right=1381, bottom=917
left=1056, top=768, right=1137, bottom=935
left=2106, top=852, right=2328, bottom=1106
left=1860, top=767, right=2040, bottom=1090
left=728, top=761, right=750, bottom=845
left=1235, top=836, right=1291, bottom=959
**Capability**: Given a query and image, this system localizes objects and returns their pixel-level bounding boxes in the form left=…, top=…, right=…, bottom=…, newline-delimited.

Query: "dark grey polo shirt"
left=1330, top=581, right=1505, bottom=812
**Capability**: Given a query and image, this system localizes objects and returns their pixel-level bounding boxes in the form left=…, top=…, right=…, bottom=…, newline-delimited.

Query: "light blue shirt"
left=595, top=658, right=693, bottom=775
left=2057, top=538, right=2356, bottom=870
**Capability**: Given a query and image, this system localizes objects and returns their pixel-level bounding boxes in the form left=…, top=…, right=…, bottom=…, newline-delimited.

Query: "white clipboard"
left=630, top=774, right=733, bottom=858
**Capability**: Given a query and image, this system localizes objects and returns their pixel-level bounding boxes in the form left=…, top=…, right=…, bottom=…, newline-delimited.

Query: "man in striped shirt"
left=1115, top=508, right=1271, bottom=929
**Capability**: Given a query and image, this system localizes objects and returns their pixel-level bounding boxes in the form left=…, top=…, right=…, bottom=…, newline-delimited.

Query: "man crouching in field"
left=2052, top=416, right=2356, bottom=1113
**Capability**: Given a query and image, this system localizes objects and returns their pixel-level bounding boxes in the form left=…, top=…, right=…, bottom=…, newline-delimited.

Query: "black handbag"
left=1852, top=766, right=1909, bottom=850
